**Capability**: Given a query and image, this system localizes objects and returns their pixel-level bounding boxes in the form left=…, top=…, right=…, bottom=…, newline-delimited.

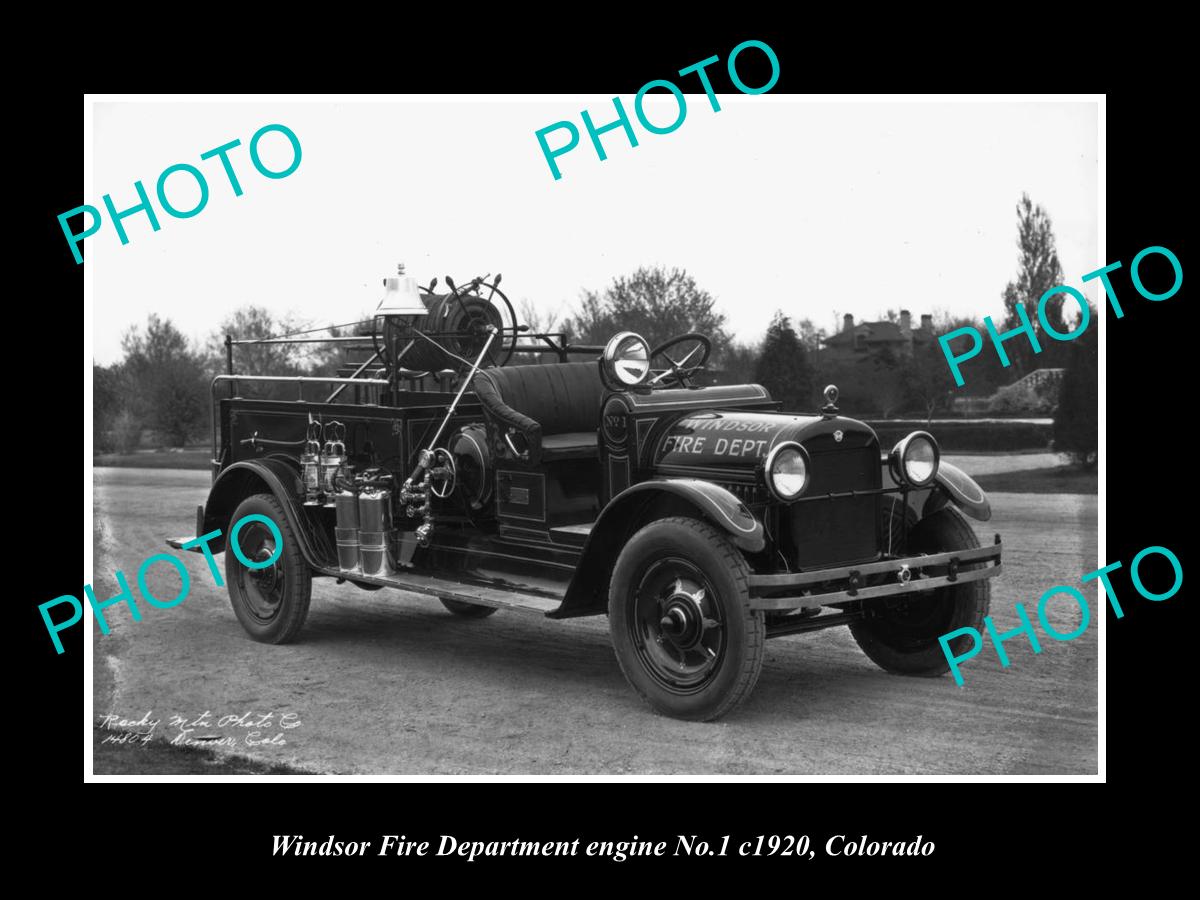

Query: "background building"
left=820, top=310, right=935, bottom=363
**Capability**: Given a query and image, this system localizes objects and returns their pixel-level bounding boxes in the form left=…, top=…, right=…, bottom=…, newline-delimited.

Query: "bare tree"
left=566, top=266, right=730, bottom=357
left=207, top=306, right=315, bottom=377
left=121, top=315, right=209, bottom=446
left=903, top=343, right=954, bottom=424
left=794, top=318, right=826, bottom=353
left=511, top=298, right=569, bottom=364
left=517, top=298, right=571, bottom=337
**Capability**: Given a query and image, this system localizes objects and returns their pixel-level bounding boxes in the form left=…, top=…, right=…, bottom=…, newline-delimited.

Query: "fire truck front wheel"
left=849, top=506, right=990, bottom=675
left=225, top=494, right=313, bottom=644
left=608, top=517, right=765, bottom=722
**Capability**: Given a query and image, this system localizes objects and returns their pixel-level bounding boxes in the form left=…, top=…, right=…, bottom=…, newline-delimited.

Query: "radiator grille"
left=716, top=482, right=766, bottom=505
left=786, top=445, right=880, bottom=568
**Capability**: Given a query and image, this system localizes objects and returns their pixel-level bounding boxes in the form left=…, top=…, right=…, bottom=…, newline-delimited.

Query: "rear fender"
left=202, top=458, right=326, bottom=566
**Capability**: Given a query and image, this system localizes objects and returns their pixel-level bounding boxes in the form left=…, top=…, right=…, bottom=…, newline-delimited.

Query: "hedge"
left=868, top=420, right=1052, bottom=453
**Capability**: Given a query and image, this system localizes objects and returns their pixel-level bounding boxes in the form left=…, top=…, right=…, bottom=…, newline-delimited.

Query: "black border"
left=26, top=25, right=1188, bottom=880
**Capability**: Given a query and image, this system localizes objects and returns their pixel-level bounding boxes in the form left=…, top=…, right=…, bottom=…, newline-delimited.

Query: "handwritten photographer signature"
left=97, top=710, right=302, bottom=748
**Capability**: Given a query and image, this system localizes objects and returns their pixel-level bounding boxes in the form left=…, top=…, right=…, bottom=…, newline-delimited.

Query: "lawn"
left=972, top=465, right=1097, bottom=494
left=94, top=449, right=210, bottom=470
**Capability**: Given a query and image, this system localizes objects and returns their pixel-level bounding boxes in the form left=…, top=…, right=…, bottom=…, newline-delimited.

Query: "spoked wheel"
left=434, top=279, right=519, bottom=368
left=476, top=278, right=519, bottom=367
left=396, top=278, right=520, bottom=373
left=225, top=494, right=312, bottom=644
left=630, top=561, right=725, bottom=691
left=849, top=507, right=990, bottom=675
left=609, top=517, right=764, bottom=721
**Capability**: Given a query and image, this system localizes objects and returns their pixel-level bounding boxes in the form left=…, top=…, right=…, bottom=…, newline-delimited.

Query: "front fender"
left=550, top=479, right=763, bottom=619
left=618, top=479, right=764, bottom=552
left=202, top=457, right=325, bottom=565
left=925, top=461, right=992, bottom=521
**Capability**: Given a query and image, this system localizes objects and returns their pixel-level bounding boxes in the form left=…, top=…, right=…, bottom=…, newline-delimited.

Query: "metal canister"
left=358, top=489, right=395, bottom=576
left=334, top=489, right=360, bottom=572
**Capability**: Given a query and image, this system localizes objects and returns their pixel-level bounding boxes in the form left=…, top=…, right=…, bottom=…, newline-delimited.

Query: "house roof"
left=824, top=321, right=909, bottom=346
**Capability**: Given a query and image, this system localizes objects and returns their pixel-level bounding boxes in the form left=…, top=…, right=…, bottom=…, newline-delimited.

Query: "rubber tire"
left=225, top=493, right=312, bottom=644
left=608, top=517, right=765, bottom=722
left=440, top=598, right=498, bottom=619
left=849, top=506, right=989, bottom=675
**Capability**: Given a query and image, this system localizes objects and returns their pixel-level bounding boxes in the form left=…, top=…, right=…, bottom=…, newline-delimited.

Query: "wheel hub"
left=238, top=532, right=285, bottom=622
left=659, top=584, right=707, bottom=650
left=248, top=548, right=281, bottom=601
left=632, top=564, right=724, bottom=694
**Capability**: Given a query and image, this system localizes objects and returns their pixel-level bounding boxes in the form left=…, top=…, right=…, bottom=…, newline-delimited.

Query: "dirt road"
left=91, top=467, right=1097, bottom=775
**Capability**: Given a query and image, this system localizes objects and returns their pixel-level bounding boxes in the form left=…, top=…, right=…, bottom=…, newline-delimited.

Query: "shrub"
left=988, top=377, right=1058, bottom=415
left=1053, top=318, right=1098, bottom=467
left=869, top=420, right=1052, bottom=453
left=110, top=409, right=143, bottom=455
left=93, top=363, right=122, bottom=454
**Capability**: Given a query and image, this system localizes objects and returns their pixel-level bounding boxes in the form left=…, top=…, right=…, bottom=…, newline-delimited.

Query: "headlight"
left=765, top=442, right=809, bottom=502
left=891, top=431, right=940, bottom=487
left=601, top=332, right=651, bottom=387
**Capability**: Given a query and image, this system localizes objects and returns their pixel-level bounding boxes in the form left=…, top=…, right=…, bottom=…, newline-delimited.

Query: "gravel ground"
left=90, top=465, right=1097, bottom=775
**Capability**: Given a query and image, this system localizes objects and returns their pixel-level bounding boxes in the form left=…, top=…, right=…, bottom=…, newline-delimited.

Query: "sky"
left=89, top=97, right=1098, bottom=364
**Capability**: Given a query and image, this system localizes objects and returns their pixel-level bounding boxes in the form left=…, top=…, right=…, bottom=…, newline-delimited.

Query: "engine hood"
left=653, top=410, right=878, bottom=471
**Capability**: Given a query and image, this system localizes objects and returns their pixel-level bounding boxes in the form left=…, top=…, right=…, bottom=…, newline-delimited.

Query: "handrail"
left=212, top=374, right=391, bottom=389
left=327, top=350, right=383, bottom=403
left=230, top=336, right=382, bottom=345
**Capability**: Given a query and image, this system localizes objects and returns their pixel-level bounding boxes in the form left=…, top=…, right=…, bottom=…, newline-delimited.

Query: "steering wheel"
left=649, top=333, right=712, bottom=388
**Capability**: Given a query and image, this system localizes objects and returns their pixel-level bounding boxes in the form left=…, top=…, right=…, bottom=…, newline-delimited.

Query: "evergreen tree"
left=1052, top=305, right=1098, bottom=467
left=754, top=312, right=814, bottom=412
left=714, top=340, right=760, bottom=386
left=1000, top=194, right=1068, bottom=375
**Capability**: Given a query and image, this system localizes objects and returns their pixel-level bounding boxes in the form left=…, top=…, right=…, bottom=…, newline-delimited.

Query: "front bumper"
left=748, top=536, right=1002, bottom=611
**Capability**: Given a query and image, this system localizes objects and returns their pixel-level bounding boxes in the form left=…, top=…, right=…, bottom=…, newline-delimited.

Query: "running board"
left=548, top=523, right=592, bottom=547
left=315, top=566, right=563, bottom=616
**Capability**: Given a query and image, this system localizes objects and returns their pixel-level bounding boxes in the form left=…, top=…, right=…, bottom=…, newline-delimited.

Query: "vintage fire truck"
left=169, top=268, right=1002, bottom=721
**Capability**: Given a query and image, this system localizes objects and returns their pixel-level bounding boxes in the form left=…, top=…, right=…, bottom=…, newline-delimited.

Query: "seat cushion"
left=475, top=363, right=603, bottom=435
left=541, top=431, right=599, bottom=460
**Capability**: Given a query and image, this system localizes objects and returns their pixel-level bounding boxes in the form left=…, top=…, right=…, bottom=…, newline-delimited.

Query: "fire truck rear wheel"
left=225, top=493, right=312, bottom=644
left=849, top=506, right=990, bottom=676
left=608, top=517, right=765, bottom=722
left=440, top=598, right=498, bottom=618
